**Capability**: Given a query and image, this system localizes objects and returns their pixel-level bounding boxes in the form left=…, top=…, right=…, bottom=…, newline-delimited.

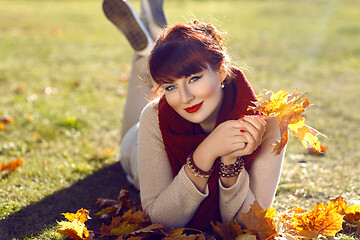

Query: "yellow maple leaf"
left=62, top=208, right=91, bottom=223
left=274, top=207, right=304, bottom=238
left=291, top=202, right=344, bottom=238
left=328, top=195, right=348, bottom=215
left=241, top=201, right=278, bottom=240
left=57, top=209, right=92, bottom=240
left=57, top=220, right=90, bottom=240
left=248, top=89, right=325, bottom=155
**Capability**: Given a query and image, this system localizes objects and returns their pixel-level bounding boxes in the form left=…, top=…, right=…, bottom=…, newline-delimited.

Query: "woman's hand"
left=200, top=120, right=248, bottom=161
left=190, top=115, right=267, bottom=173
left=220, top=115, right=267, bottom=165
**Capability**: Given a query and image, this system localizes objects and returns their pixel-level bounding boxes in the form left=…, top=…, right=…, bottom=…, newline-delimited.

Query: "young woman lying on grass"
left=103, top=0, right=285, bottom=231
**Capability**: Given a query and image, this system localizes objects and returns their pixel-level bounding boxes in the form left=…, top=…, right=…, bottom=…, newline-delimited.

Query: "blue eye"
left=164, top=85, right=177, bottom=91
left=189, top=75, right=202, bottom=83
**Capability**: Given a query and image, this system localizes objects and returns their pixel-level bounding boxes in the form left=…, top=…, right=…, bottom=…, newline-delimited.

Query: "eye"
left=189, top=75, right=202, bottom=83
left=163, top=84, right=177, bottom=91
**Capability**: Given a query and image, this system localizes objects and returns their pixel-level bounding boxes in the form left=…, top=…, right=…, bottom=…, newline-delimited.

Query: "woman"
left=104, top=0, right=285, bottom=231
left=136, top=21, right=284, bottom=231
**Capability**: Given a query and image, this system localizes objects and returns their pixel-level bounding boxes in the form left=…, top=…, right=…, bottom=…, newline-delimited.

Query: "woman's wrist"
left=193, top=141, right=218, bottom=171
left=186, top=151, right=215, bottom=178
left=219, top=157, right=245, bottom=178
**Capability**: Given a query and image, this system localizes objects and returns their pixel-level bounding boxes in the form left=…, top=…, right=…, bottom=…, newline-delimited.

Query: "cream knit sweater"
left=120, top=99, right=285, bottom=228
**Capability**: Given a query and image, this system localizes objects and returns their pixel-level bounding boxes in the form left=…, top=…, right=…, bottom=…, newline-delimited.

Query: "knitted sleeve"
left=138, top=101, right=210, bottom=228
left=219, top=118, right=285, bottom=223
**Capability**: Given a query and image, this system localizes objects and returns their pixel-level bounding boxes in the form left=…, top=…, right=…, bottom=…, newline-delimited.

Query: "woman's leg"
left=120, top=54, right=152, bottom=139
left=103, top=0, right=167, bottom=138
left=102, top=0, right=166, bottom=189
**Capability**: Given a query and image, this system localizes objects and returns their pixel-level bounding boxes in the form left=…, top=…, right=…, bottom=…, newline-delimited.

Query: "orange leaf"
left=1, top=158, right=23, bottom=174
left=100, top=209, right=151, bottom=237
left=162, top=228, right=206, bottom=240
left=328, top=195, right=348, bottom=215
left=0, top=116, right=14, bottom=124
left=241, top=201, right=278, bottom=240
left=308, top=143, right=328, bottom=155
left=291, top=202, right=344, bottom=238
left=248, top=89, right=325, bottom=155
left=274, top=207, right=304, bottom=238
left=344, top=204, right=360, bottom=223
left=93, top=188, right=131, bottom=218
left=211, top=220, right=245, bottom=240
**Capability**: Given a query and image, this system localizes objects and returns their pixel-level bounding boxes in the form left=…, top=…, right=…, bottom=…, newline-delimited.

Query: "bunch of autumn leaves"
left=58, top=189, right=360, bottom=240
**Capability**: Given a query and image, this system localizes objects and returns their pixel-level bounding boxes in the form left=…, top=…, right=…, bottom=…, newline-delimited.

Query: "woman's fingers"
left=239, top=116, right=266, bottom=139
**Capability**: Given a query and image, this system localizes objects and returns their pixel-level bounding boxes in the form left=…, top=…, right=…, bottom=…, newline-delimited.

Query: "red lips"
left=184, top=101, right=203, bottom=113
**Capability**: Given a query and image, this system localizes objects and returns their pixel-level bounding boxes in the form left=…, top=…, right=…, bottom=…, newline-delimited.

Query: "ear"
left=219, top=65, right=227, bottom=82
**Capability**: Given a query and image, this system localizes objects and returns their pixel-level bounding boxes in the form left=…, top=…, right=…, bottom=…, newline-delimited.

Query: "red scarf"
left=158, top=67, right=261, bottom=231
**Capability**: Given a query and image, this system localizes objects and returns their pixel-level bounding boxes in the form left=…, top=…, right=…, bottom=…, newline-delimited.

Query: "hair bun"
left=189, top=20, right=226, bottom=49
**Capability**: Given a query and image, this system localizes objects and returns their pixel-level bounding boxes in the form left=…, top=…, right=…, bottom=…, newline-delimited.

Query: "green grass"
left=1, top=0, right=360, bottom=239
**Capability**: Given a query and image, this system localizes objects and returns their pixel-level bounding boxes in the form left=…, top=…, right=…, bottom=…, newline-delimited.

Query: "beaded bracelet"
left=219, top=157, right=245, bottom=178
left=186, top=152, right=215, bottom=178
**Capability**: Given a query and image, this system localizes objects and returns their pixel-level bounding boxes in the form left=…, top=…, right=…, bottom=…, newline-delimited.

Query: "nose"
left=179, top=85, right=194, bottom=103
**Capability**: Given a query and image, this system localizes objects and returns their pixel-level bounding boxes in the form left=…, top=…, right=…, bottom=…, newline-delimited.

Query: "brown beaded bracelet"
left=186, top=152, right=215, bottom=178
left=219, top=157, right=245, bottom=178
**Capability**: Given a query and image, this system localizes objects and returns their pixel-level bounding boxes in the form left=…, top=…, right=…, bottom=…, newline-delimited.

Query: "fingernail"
left=240, top=130, right=245, bottom=133
left=239, top=115, right=245, bottom=119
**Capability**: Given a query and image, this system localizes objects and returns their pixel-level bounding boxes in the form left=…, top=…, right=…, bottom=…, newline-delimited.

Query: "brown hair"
left=149, top=20, right=233, bottom=96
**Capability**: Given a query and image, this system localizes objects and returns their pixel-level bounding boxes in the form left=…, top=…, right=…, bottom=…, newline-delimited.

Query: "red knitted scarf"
left=158, top=67, right=261, bottom=231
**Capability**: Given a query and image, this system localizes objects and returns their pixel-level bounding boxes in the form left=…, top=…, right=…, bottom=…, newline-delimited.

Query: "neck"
left=200, top=91, right=224, bottom=133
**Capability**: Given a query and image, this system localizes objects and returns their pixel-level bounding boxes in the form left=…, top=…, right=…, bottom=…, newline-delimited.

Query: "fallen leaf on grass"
left=248, top=89, right=325, bottom=155
left=211, top=220, right=250, bottom=240
left=344, top=204, right=360, bottom=222
left=93, top=188, right=131, bottom=218
left=241, top=201, right=278, bottom=240
left=162, top=228, right=206, bottom=240
left=0, top=158, right=23, bottom=174
left=291, top=202, right=344, bottom=239
left=62, top=208, right=91, bottom=223
left=14, top=84, right=26, bottom=94
left=0, top=116, right=14, bottom=130
left=100, top=209, right=153, bottom=237
left=57, top=208, right=93, bottom=240
left=0, top=116, right=14, bottom=124
left=274, top=207, right=304, bottom=239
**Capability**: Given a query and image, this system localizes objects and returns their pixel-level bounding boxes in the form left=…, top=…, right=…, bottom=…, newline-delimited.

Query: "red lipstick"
left=184, top=101, right=203, bottom=113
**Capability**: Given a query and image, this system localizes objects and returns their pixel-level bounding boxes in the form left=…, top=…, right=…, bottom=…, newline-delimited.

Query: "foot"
left=103, top=0, right=153, bottom=55
left=140, top=0, right=167, bottom=40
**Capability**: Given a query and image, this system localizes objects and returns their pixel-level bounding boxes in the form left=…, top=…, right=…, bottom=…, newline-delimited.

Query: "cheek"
left=194, top=81, right=220, bottom=99
left=164, top=92, right=179, bottom=109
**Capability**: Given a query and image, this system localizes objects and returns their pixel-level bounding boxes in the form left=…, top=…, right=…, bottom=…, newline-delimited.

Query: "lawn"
left=1, top=0, right=360, bottom=239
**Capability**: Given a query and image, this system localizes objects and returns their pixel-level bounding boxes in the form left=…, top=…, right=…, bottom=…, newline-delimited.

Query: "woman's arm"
left=138, top=101, right=209, bottom=228
left=219, top=118, right=285, bottom=223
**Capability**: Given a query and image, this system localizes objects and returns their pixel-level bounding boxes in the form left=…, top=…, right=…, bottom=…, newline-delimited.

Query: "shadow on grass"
left=0, top=163, right=140, bottom=239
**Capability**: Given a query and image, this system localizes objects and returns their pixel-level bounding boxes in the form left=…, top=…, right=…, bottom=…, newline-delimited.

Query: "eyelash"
left=164, top=75, right=202, bottom=92
left=165, top=85, right=176, bottom=91
left=189, top=76, right=201, bottom=83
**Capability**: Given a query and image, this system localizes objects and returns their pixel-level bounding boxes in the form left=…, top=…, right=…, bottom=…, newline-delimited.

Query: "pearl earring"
left=221, top=82, right=225, bottom=88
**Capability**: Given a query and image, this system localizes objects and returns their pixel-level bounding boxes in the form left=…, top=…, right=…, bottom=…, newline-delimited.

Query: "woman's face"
left=162, top=66, right=225, bottom=132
